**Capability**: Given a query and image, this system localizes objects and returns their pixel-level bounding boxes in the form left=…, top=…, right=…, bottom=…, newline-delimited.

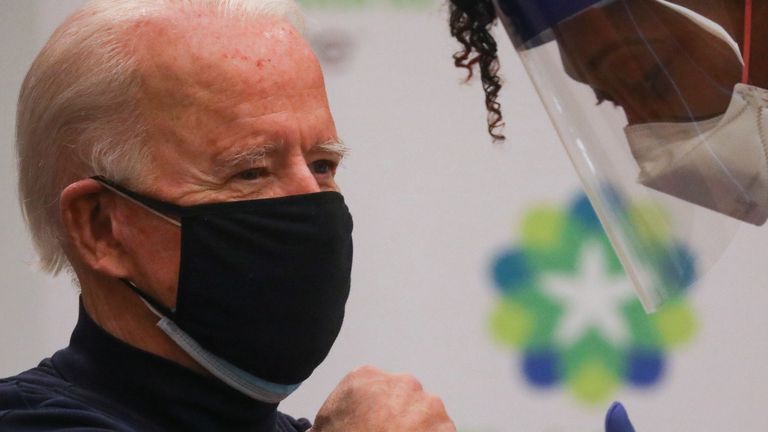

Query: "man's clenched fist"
left=311, top=365, right=456, bottom=432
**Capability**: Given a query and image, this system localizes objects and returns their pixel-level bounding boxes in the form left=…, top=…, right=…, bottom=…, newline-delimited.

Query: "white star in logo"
left=540, top=242, right=636, bottom=346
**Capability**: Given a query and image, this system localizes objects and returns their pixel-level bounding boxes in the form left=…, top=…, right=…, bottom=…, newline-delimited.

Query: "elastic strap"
left=120, top=278, right=176, bottom=319
left=742, top=0, right=753, bottom=84
left=91, top=176, right=183, bottom=226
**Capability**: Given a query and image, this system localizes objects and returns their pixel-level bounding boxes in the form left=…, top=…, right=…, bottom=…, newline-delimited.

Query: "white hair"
left=16, top=0, right=305, bottom=274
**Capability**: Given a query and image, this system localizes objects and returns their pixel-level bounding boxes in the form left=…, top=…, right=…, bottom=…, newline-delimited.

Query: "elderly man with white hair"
left=0, top=0, right=455, bottom=431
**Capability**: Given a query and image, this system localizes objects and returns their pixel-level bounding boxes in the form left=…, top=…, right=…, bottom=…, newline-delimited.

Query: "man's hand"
left=605, top=402, right=636, bottom=432
left=311, top=365, right=456, bottom=432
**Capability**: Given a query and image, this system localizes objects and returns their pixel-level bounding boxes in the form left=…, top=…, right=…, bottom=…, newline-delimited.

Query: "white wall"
left=0, top=0, right=80, bottom=377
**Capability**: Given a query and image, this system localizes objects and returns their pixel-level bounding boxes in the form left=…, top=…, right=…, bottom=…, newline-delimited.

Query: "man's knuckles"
left=349, top=364, right=383, bottom=378
left=345, top=366, right=424, bottom=393
left=391, top=373, right=424, bottom=392
left=423, top=392, right=448, bottom=416
left=317, top=366, right=455, bottom=431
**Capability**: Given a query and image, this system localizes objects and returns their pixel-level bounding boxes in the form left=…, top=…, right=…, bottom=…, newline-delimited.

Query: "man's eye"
left=235, top=168, right=266, bottom=181
left=310, top=160, right=337, bottom=175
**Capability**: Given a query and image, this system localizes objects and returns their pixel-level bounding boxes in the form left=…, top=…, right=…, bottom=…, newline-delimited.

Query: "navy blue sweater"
left=0, top=302, right=311, bottom=431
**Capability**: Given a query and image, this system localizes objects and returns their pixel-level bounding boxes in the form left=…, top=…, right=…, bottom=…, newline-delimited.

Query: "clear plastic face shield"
left=492, top=0, right=766, bottom=311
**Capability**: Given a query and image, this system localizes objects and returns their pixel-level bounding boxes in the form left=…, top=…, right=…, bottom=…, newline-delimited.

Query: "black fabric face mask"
left=93, top=176, right=353, bottom=403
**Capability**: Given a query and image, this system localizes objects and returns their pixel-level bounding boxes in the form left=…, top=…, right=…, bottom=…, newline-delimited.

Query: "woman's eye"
left=235, top=168, right=266, bottom=181
left=310, top=159, right=337, bottom=175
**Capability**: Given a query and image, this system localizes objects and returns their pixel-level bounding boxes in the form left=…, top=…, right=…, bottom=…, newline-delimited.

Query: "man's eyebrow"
left=218, top=143, right=277, bottom=168
left=216, top=140, right=348, bottom=171
left=311, top=140, right=349, bottom=158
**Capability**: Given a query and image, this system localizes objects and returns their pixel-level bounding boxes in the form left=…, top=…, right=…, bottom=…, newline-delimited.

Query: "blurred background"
left=3, top=0, right=768, bottom=430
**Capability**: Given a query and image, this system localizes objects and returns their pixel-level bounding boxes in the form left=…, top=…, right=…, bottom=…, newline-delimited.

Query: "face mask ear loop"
left=93, top=178, right=181, bottom=228
left=742, top=0, right=753, bottom=84
left=120, top=279, right=176, bottom=319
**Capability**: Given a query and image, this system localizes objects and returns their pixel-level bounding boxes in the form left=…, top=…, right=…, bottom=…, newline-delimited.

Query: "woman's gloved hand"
left=605, top=402, right=635, bottom=432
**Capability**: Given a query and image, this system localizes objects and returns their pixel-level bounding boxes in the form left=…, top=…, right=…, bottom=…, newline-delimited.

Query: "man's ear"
left=60, top=179, right=132, bottom=278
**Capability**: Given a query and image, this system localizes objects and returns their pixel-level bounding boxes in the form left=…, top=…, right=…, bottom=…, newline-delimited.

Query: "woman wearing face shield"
left=448, top=0, right=767, bottom=430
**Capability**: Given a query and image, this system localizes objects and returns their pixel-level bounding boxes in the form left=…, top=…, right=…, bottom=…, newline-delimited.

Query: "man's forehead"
left=130, top=11, right=323, bottom=113
left=130, top=12, right=318, bottom=91
left=130, top=7, right=304, bottom=43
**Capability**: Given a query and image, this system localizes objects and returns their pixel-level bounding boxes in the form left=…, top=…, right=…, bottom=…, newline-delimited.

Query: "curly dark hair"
left=449, top=0, right=505, bottom=142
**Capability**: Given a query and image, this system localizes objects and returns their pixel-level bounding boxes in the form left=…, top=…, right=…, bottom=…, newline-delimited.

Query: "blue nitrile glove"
left=605, top=402, right=635, bottom=432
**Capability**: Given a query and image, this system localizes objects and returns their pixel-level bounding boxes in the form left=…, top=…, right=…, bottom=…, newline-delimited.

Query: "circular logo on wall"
left=489, top=193, right=697, bottom=405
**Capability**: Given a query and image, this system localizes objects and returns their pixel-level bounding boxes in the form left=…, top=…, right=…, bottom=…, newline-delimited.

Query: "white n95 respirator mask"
left=626, top=83, right=768, bottom=226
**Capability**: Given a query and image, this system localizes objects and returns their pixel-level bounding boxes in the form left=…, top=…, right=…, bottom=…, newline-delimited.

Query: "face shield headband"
left=495, top=0, right=749, bottom=63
